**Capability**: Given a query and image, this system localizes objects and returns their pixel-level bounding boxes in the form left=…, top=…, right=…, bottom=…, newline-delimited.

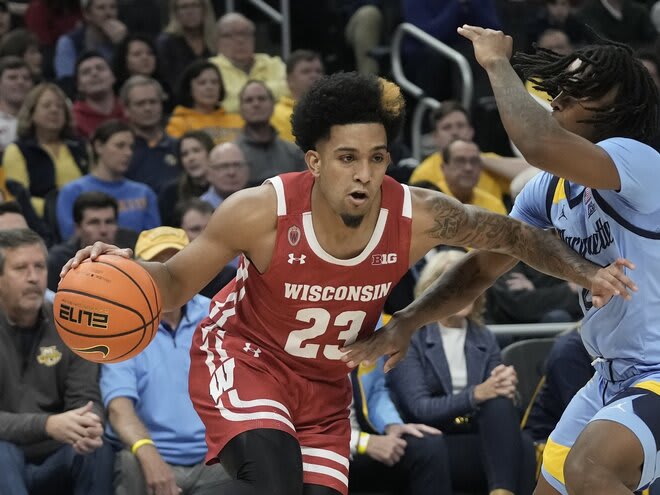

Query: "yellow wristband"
left=131, top=438, right=154, bottom=455
left=357, top=432, right=370, bottom=455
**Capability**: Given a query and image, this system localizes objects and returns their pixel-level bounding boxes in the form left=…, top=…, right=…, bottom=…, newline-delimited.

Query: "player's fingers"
left=609, top=267, right=637, bottom=292
left=592, top=295, right=608, bottom=309
left=602, top=274, right=632, bottom=300
left=614, top=257, right=635, bottom=271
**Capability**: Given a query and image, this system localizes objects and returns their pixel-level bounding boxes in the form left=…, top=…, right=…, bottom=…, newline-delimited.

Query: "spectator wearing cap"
left=100, top=226, right=229, bottom=495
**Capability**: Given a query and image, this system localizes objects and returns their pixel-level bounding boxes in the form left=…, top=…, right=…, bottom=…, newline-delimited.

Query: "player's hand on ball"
left=341, top=315, right=415, bottom=373
left=457, top=24, right=513, bottom=71
left=60, top=241, right=133, bottom=280
left=591, top=258, right=637, bottom=308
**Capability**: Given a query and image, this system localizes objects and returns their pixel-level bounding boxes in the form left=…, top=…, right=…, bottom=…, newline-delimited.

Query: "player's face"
left=550, top=59, right=617, bottom=141
left=0, top=244, right=46, bottom=318
left=309, top=123, right=390, bottom=228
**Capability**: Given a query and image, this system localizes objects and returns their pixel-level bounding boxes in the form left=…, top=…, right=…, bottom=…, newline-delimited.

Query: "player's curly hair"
left=513, top=28, right=659, bottom=144
left=292, top=72, right=405, bottom=152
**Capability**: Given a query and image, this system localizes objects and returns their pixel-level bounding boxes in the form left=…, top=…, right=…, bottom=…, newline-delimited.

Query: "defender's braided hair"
left=513, top=29, right=659, bottom=144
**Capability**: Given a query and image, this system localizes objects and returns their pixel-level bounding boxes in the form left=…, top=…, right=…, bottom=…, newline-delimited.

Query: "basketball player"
left=344, top=28, right=660, bottom=495
left=62, top=72, right=634, bottom=495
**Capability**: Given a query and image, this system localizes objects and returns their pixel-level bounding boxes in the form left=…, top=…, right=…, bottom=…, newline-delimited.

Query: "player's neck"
left=310, top=187, right=381, bottom=259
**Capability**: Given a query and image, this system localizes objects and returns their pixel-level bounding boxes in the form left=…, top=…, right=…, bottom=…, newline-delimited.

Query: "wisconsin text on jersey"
left=284, top=282, right=393, bottom=302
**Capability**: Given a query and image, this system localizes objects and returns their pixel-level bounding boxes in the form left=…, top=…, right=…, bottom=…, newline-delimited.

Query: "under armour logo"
left=288, top=253, right=306, bottom=264
left=558, top=205, right=567, bottom=220
left=243, top=342, right=261, bottom=358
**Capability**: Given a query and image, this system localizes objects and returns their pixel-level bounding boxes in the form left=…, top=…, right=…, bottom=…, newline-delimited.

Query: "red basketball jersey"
left=201, top=171, right=413, bottom=382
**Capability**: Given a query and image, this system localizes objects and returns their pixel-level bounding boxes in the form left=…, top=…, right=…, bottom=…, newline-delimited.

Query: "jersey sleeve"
left=509, top=171, right=554, bottom=229
left=597, top=137, right=660, bottom=214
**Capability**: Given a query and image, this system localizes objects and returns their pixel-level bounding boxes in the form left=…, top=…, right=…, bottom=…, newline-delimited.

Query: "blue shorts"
left=541, top=368, right=660, bottom=494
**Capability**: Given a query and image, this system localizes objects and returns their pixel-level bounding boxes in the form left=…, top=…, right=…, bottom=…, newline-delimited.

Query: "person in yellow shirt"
left=208, top=12, right=287, bottom=113
left=414, top=139, right=507, bottom=214
left=166, top=60, right=243, bottom=144
left=2, top=83, right=88, bottom=216
left=271, top=49, right=324, bottom=143
left=409, top=100, right=530, bottom=202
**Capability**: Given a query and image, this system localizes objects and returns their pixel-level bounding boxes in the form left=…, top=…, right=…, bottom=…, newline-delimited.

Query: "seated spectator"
left=112, top=34, right=172, bottom=110
left=121, top=75, right=180, bottom=193
left=0, top=228, right=113, bottom=495
left=2, top=83, right=88, bottom=216
left=525, top=0, right=588, bottom=50
left=236, top=80, right=305, bottom=186
left=72, top=51, right=126, bottom=139
left=156, top=0, right=216, bottom=94
left=100, top=226, right=229, bottom=495
left=410, top=101, right=529, bottom=203
left=271, top=49, right=324, bottom=143
left=349, top=357, right=448, bottom=494
left=417, top=139, right=507, bottom=214
left=172, top=197, right=236, bottom=297
left=0, top=57, right=33, bottom=152
left=54, top=0, right=127, bottom=96
left=523, top=328, right=593, bottom=446
left=388, top=249, right=536, bottom=495
left=209, top=12, right=287, bottom=113
left=0, top=29, right=43, bottom=80
left=578, top=0, right=657, bottom=48
left=200, top=141, right=249, bottom=208
left=46, top=191, right=137, bottom=291
left=158, top=130, right=213, bottom=225
left=166, top=60, right=243, bottom=144
left=56, top=120, right=160, bottom=240
left=24, top=0, right=82, bottom=55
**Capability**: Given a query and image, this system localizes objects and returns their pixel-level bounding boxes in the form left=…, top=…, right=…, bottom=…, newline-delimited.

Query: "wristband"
left=357, top=432, right=370, bottom=455
left=131, top=438, right=154, bottom=455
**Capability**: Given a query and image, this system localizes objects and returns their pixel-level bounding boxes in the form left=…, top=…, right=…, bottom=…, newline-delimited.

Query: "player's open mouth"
left=349, top=192, right=368, bottom=205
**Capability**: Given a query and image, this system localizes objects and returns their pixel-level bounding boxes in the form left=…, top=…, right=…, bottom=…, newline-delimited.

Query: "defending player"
left=345, top=28, right=660, bottom=495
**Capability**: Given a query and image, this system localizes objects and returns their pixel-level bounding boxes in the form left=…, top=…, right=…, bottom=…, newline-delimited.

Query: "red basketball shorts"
left=189, top=323, right=352, bottom=495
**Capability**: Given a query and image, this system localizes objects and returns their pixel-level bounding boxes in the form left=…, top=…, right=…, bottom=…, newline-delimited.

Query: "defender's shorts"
left=189, top=324, right=352, bottom=495
left=542, top=368, right=660, bottom=494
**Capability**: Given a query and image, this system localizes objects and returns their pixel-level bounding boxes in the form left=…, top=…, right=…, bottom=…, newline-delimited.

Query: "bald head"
left=0, top=212, right=28, bottom=231
left=207, top=142, right=250, bottom=197
left=216, top=13, right=255, bottom=66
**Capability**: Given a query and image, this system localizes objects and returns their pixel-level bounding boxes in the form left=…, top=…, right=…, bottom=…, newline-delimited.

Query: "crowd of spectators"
left=0, top=0, right=658, bottom=493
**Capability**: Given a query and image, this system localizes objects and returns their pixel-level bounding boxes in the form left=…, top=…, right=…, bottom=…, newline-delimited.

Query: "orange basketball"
left=53, top=254, right=162, bottom=363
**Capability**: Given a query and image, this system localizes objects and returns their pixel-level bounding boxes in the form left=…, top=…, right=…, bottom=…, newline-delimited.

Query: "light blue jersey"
left=511, top=137, right=660, bottom=377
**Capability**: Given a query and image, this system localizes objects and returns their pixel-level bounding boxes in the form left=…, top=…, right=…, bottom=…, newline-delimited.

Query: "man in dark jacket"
left=0, top=228, right=114, bottom=494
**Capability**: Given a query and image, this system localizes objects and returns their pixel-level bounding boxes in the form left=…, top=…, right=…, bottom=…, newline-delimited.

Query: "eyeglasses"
left=446, top=157, right=482, bottom=168
left=208, top=161, right=247, bottom=172
left=219, top=30, right=254, bottom=40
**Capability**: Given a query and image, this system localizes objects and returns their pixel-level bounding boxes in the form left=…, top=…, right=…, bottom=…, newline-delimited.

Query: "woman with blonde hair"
left=156, top=0, right=216, bottom=92
left=1, top=82, right=88, bottom=216
left=387, top=248, right=537, bottom=495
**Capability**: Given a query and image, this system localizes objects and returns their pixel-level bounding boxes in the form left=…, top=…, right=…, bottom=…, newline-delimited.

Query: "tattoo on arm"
left=423, top=194, right=596, bottom=287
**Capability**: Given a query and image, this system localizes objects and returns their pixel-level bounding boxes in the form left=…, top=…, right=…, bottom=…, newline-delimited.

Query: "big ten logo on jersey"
left=59, top=303, right=109, bottom=329
left=372, top=253, right=397, bottom=265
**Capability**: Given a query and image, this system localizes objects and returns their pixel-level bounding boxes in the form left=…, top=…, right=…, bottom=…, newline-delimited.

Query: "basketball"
left=53, top=254, right=162, bottom=363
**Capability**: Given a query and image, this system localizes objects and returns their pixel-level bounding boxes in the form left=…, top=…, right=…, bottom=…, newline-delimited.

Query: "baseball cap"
left=134, top=227, right=189, bottom=261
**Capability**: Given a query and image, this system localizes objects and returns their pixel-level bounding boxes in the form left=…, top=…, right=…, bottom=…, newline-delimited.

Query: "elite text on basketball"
left=59, top=303, right=110, bottom=329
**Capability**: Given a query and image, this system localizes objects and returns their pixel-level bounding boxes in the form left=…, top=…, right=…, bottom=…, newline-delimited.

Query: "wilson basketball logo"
left=372, top=253, right=397, bottom=265
left=58, top=303, right=110, bottom=329
left=288, top=226, right=301, bottom=246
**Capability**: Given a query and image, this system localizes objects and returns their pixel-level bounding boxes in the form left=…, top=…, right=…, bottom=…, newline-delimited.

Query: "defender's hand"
left=59, top=242, right=133, bottom=280
left=591, top=258, right=637, bottom=308
left=457, top=24, right=513, bottom=71
left=341, top=315, right=416, bottom=373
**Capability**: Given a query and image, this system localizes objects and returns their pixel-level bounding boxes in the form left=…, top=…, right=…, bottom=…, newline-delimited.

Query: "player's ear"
left=306, top=150, right=321, bottom=176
